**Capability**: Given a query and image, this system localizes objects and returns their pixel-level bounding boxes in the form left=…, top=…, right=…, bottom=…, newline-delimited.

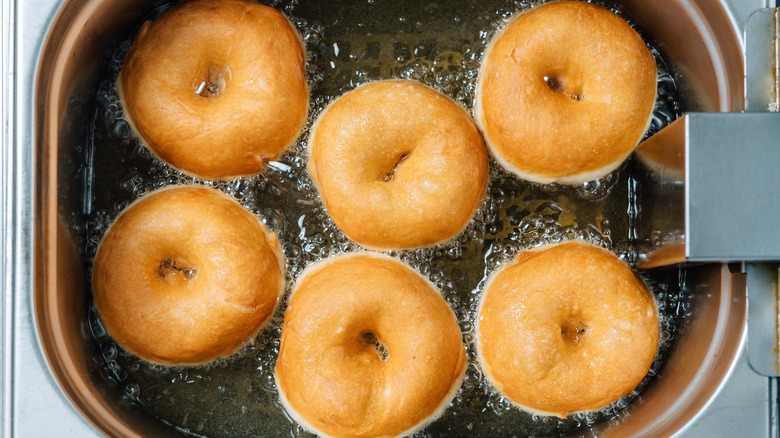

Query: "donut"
left=119, top=0, right=309, bottom=180
left=308, top=80, right=488, bottom=250
left=475, top=1, right=657, bottom=184
left=476, top=241, right=659, bottom=417
left=275, top=253, right=466, bottom=437
left=92, top=186, right=285, bottom=365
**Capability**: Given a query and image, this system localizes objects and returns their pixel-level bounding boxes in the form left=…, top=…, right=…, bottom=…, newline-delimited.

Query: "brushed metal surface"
left=3, top=0, right=102, bottom=436
left=747, top=263, right=779, bottom=376
left=1, top=0, right=12, bottom=432
left=745, top=8, right=780, bottom=111
left=687, top=113, right=780, bottom=261
left=636, top=113, right=780, bottom=267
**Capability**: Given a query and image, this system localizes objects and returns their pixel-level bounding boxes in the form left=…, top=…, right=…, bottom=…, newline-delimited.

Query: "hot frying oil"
left=85, top=0, right=689, bottom=436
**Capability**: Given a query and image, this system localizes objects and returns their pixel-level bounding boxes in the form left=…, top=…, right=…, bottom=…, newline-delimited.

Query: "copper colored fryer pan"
left=34, top=0, right=746, bottom=436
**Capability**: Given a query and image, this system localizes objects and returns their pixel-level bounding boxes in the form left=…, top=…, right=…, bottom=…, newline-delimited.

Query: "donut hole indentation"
left=360, top=331, right=390, bottom=362
left=380, top=152, right=410, bottom=182
left=157, top=257, right=198, bottom=280
left=560, top=320, right=588, bottom=345
left=543, top=73, right=581, bottom=101
left=194, top=65, right=231, bottom=98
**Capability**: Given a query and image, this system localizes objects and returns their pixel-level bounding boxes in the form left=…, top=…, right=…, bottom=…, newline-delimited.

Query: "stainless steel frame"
left=2, top=0, right=87, bottom=435
left=1, top=0, right=778, bottom=436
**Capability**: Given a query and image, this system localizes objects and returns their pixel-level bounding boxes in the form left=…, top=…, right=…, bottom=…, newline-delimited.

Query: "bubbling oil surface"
left=84, top=0, right=690, bottom=436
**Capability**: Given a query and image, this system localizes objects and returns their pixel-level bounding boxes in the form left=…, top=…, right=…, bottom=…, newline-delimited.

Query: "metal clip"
left=635, top=113, right=780, bottom=268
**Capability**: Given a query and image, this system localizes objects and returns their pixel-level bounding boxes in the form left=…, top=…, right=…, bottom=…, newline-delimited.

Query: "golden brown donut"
left=475, top=1, right=657, bottom=184
left=119, top=0, right=309, bottom=180
left=92, top=186, right=284, bottom=365
left=476, top=241, right=659, bottom=417
left=308, top=80, right=488, bottom=250
left=275, top=253, right=466, bottom=437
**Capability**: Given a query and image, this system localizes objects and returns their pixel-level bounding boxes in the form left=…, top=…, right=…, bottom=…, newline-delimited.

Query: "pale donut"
left=476, top=241, right=659, bottom=417
left=475, top=1, right=657, bottom=184
left=275, top=253, right=467, bottom=438
left=120, top=0, right=309, bottom=180
left=92, top=186, right=285, bottom=365
left=308, top=80, right=488, bottom=250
